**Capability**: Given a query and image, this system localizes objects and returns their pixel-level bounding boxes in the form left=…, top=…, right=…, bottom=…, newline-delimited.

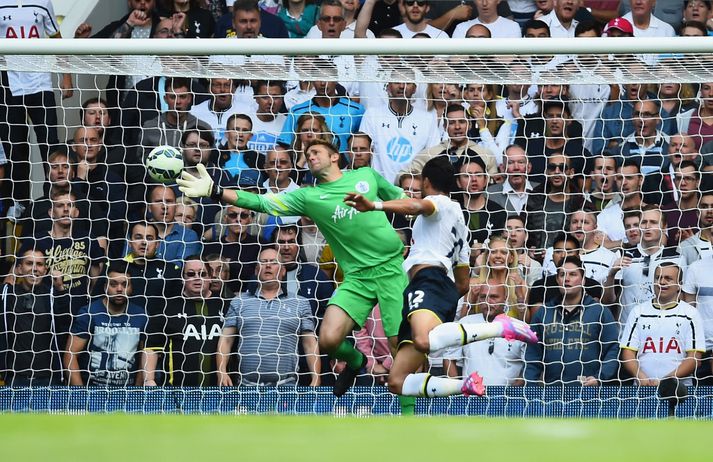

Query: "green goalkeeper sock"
left=399, top=396, right=416, bottom=416
left=334, top=341, right=365, bottom=371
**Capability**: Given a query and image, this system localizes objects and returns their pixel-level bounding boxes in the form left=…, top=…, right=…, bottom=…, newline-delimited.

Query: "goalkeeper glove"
left=177, top=163, right=222, bottom=200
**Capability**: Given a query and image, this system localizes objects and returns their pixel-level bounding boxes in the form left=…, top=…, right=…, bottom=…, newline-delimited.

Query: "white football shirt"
left=452, top=16, right=522, bottom=39
left=445, top=313, right=526, bottom=386
left=0, top=0, right=59, bottom=95
left=682, top=255, right=713, bottom=351
left=403, top=194, right=470, bottom=282
left=359, top=103, right=441, bottom=183
left=621, top=300, right=704, bottom=385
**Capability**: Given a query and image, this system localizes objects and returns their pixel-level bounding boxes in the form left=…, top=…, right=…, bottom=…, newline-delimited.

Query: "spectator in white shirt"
left=306, top=0, right=376, bottom=38
left=487, top=144, right=537, bottom=214
left=444, top=283, right=526, bottom=386
left=393, top=0, right=448, bottom=38
left=623, top=0, right=676, bottom=37
left=452, top=0, right=522, bottom=38
left=539, top=0, right=581, bottom=37
left=190, top=78, right=243, bottom=146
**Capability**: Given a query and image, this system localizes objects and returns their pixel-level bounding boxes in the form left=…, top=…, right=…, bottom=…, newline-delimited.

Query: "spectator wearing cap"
left=602, top=16, right=635, bottom=36
left=398, top=104, right=496, bottom=183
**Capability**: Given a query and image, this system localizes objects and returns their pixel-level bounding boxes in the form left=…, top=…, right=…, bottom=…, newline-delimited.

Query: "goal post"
left=1, top=37, right=713, bottom=417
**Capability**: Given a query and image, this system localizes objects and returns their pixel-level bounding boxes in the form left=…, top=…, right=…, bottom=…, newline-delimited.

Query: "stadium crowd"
left=1, top=0, right=713, bottom=391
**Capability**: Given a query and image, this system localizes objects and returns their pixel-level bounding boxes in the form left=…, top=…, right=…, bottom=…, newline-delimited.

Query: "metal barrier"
left=2, top=386, right=713, bottom=418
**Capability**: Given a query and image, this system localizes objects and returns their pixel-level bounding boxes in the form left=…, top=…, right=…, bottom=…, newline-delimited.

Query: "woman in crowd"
left=471, top=235, right=529, bottom=321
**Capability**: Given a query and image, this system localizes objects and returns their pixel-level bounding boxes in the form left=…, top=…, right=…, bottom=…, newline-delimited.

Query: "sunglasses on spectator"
left=185, top=271, right=207, bottom=278
left=404, top=0, right=428, bottom=6
left=546, top=163, right=567, bottom=172
left=227, top=211, right=252, bottom=219
left=319, top=15, right=344, bottom=22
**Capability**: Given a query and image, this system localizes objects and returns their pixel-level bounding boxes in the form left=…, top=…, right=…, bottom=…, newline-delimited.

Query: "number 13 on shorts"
left=407, top=290, right=425, bottom=311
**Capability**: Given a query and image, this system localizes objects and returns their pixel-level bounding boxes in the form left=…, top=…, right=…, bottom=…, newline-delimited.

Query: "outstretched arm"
left=344, top=192, right=435, bottom=217
left=177, top=164, right=306, bottom=217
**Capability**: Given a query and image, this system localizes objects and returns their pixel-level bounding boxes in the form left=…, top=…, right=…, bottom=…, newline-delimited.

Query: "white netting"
left=1, top=37, right=713, bottom=417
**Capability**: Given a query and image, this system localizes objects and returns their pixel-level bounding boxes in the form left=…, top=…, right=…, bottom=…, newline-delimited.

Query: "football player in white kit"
left=344, top=157, right=537, bottom=399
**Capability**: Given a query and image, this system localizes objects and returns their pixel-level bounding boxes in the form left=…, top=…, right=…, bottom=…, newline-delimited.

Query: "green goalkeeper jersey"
left=235, top=168, right=405, bottom=275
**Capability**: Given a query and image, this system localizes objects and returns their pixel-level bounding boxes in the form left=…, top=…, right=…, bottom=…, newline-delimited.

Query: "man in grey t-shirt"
left=216, top=247, right=320, bottom=386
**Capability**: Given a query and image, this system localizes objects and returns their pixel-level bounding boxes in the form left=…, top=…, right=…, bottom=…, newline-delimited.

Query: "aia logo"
left=5, top=26, right=41, bottom=39
left=641, top=336, right=681, bottom=354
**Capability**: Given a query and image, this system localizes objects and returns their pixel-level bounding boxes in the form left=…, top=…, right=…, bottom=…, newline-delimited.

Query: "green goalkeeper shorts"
left=328, top=255, right=408, bottom=337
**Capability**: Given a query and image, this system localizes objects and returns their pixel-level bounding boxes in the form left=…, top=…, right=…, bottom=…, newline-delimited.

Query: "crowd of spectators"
left=1, top=0, right=713, bottom=389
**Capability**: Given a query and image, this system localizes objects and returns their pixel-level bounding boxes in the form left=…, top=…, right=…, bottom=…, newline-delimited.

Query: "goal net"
left=1, top=37, right=713, bottom=417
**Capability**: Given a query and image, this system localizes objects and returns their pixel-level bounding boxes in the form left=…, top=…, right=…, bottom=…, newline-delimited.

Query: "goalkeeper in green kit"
left=177, top=139, right=409, bottom=396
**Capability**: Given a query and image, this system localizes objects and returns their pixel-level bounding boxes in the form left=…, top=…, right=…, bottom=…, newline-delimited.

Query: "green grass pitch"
left=0, top=414, right=708, bottom=461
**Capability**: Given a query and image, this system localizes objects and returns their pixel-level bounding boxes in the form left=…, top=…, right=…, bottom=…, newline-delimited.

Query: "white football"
left=146, top=145, right=183, bottom=184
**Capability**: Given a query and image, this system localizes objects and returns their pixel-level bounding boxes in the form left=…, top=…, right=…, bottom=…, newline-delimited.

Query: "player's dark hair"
left=422, top=156, right=456, bottom=194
